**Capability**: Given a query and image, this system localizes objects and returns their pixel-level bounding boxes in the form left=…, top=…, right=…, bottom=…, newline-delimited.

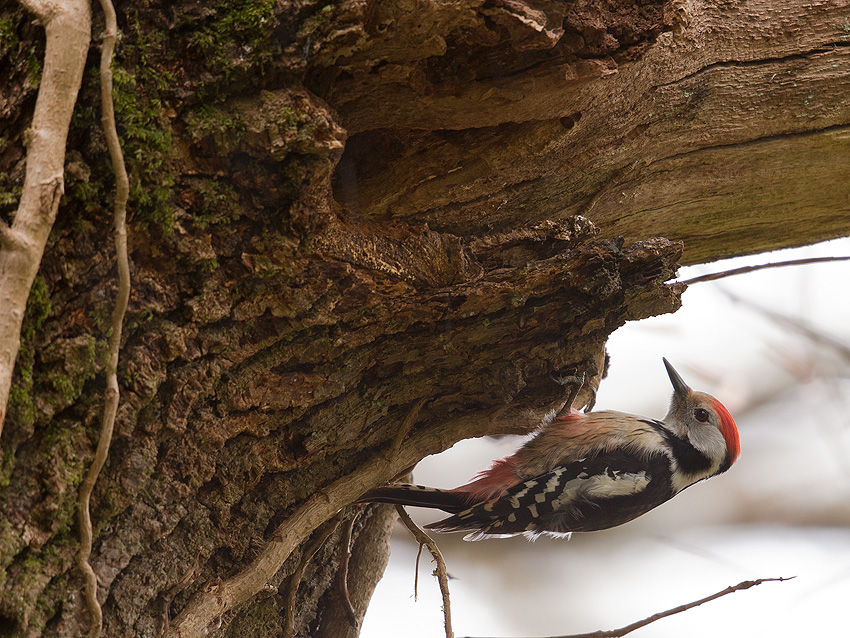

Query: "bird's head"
left=662, top=358, right=740, bottom=478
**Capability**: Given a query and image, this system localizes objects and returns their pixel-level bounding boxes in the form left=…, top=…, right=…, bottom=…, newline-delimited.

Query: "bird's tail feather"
left=359, top=484, right=469, bottom=514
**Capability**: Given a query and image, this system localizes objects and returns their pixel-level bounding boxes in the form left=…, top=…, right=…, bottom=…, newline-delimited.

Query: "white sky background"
left=361, top=237, right=850, bottom=638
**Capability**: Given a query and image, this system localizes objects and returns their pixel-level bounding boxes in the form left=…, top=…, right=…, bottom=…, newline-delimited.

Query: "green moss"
left=276, top=104, right=308, bottom=131
left=64, top=12, right=178, bottom=234
left=303, top=4, right=334, bottom=36
left=112, top=66, right=175, bottom=231
left=10, top=536, right=74, bottom=633
left=192, top=178, right=242, bottom=227
left=0, top=445, right=12, bottom=490
left=25, top=40, right=42, bottom=85
left=41, top=421, right=85, bottom=475
left=32, top=571, right=68, bottom=633
left=60, top=13, right=178, bottom=233
left=185, top=104, right=246, bottom=146
left=66, top=172, right=103, bottom=215
left=0, top=9, right=42, bottom=83
left=197, top=257, right=221, bottom=273
left=282, top=156, right=307, bottom=193
left=0, top=14, right=19, bottom=60
left=34, top=335, right=105, bottom=420
left=0, top=517, right=14, bottom=589
left=0, top=175, right=21, bottom=211
left=7, top=277, right=51, bottom=428
left=186, top=0, right=279, bottom=77
left=35, top=423, right=87, bottom=541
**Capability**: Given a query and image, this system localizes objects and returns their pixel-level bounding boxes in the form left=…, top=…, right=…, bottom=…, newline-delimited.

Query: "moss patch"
left=7, top=276, right=51, bottom=432
left=186, top=0, right=279, bottom=78
left=112, top=66, right=175, bottom=231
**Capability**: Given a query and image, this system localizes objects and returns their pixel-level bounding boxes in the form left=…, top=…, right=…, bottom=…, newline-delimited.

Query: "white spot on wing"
left=550, top=471, right=650, bottom=509
left=545, top=472, right=562, bottom=493
left=583, top=471, right=649, bottom=498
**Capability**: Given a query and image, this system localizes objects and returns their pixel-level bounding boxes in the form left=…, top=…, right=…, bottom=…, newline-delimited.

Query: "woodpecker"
left=361, top=358, right=739, bottom=541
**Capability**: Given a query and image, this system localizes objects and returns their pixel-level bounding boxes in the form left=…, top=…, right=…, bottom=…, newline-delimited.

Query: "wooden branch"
left=76, top=1, right=131, bottom=636
left=396, top=506, right=454, bottom=638
left=465, top=577, right=792, bottom=638
left=166, top=403, right=551, bottom=637
left=335, top=511, right=359, bottom=629
left=680, top=256, right=850, bottom=285
left=0, top=0, right=91, bottom=435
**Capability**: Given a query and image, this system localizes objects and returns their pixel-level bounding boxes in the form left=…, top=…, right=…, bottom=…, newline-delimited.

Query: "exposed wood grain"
left=326, top=0, right=850, bottom=263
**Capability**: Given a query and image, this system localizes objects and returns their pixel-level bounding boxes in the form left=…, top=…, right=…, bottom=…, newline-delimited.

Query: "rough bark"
left=0, top=1, right=847, bottom=637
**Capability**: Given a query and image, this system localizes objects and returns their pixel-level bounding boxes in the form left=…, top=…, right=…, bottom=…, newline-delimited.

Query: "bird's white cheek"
left=688, top=426, right=727, bottom=462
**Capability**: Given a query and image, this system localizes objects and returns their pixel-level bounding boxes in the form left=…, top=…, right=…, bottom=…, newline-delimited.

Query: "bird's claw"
left=551, top=371, right=587, bottom=416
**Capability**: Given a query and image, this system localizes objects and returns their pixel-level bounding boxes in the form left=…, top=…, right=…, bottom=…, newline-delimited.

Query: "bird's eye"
left=694, top=408, right=710, bottom=423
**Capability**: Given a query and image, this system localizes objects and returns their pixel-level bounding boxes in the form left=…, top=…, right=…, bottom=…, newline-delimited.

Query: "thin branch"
left=76, top=1, right=131, bottom=636
left=413, top=543, right=424, bottom=601
left=465, top=577, right=793, bottom=638
left=395, top=505, right=454, bottom=638
left=158, top=554, right=203, bottom=638
left=679, top=256, right=850, bottom=285
left=335, top=510, right=360, bottom=628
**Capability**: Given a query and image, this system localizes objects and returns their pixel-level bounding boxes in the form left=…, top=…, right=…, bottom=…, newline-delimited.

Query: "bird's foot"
left=550, top=371, right=590, bottom=416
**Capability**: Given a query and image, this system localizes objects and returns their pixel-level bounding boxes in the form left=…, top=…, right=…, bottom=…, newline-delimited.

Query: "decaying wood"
left=0, top=0, right=847, bottom=636
left=327, top=0, right=850, bottom=264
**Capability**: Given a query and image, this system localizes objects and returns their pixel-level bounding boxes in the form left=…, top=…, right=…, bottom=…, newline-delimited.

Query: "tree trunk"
left=0, top=0, right=847, bottom=636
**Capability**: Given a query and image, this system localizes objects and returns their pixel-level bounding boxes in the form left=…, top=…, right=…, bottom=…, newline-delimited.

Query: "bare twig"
left=465, top=577, right=793, bottom=638
left=158, top=554, right=203, bottom=638
left=76, top=1, right=131, bottom=636
left=282, top=513, right=343, bottom=638
left=0, top=0, right=90, bottom=435
left=413, top=543, right=424, bottom=600
left=395, top=505, right=454, bottom=638
left=335, top=510, right=360, bottom=628
left=679, top=256, right=850, bottom=285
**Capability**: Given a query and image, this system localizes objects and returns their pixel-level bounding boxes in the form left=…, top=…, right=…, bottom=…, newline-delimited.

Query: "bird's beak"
left=663, top=358, right=690, bottom=398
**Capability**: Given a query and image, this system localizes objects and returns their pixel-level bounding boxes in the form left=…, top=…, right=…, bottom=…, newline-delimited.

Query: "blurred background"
left=361, top=237, right=850, bottom=638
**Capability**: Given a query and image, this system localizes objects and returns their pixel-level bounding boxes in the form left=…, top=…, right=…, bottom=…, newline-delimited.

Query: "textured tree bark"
left=0, top=0, right=848, bottom=636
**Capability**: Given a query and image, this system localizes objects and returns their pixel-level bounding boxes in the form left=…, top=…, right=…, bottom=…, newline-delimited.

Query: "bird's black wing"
left=426, top=448, right=675, bottom=540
